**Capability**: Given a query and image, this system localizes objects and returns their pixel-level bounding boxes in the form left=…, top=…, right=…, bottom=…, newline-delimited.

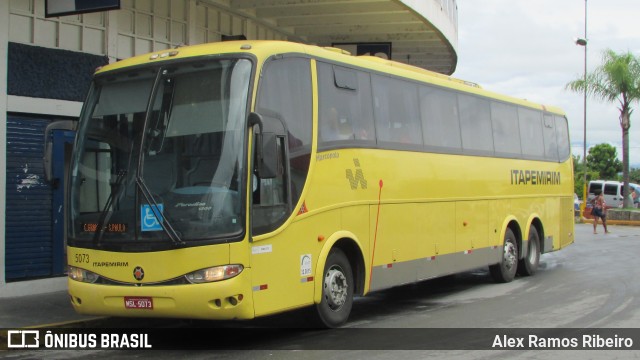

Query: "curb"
left=580, top=217, right=640, bottom=226
left=23, top=316, right=109, bottom=329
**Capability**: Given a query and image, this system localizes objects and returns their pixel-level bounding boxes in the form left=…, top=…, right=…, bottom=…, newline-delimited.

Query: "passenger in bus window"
left=352, top=116, right=370, bottom=140
left=355, top=126, right=370, bottom=140
left=321, top=107, right=352, bottom=141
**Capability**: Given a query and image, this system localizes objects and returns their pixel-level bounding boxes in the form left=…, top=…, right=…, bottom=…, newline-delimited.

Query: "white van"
left=588, top=180, right=640, bottom=208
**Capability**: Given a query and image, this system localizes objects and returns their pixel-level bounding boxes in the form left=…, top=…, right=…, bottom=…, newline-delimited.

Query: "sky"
left=453, top=0, right=640, bottom=165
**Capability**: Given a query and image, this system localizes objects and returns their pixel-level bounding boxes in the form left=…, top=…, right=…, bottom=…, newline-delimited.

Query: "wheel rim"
left=504, top=241, right=517, bottom=271
left=323, top=265, right=348, bottom=311
left=527, top=237, right=538, bottom=264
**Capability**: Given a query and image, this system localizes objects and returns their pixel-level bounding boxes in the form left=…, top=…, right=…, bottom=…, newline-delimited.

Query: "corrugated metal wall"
left=5, top=115, right=53, bottom=280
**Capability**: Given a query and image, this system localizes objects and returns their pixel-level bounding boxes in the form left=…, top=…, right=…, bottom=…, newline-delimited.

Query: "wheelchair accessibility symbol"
left=141, top=204, right=163, bottom=231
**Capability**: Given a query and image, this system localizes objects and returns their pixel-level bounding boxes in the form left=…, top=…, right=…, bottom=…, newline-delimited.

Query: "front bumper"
left=68, top=268, right=254, bottom=320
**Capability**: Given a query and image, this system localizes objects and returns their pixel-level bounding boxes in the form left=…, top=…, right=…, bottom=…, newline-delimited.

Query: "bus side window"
left=542, top=114, right=558, bottom=161
left=491, top=101, right=521, bottom=157
left=317, top=62, right=375, bottom=147
left=372, top=74, right=422, bottom=147
left=518, top=107, right=545, bottom=159
left=458, top=93, right=493, bottom=154
left=555, top=116, right=571, bottom=161
left=420, top=85, right=461, bottom=152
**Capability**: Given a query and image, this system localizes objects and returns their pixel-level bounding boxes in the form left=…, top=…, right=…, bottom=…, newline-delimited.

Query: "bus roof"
left=96, top=40, right=565, bottom=116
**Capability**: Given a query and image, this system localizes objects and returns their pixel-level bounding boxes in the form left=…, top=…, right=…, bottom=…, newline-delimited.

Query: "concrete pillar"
left=0, top=0, right=9, bottom=287
left=106, top=8, right=119, bottom=63
left=187, top=0, right=198, bottom=45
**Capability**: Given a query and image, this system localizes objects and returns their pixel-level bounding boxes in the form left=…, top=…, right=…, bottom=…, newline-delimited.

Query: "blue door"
left=5, top=115, right=74, bottom=281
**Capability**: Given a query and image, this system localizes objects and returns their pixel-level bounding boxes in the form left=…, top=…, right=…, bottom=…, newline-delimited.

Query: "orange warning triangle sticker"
left=297, top=201, right=308, bottom=215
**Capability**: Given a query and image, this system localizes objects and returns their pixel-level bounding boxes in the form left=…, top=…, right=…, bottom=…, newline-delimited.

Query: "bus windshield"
left=69, top=58, right=252, bottom=247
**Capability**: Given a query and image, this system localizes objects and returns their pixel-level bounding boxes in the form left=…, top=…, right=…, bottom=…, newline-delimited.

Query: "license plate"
left=124, top=296, right=153, bottom=309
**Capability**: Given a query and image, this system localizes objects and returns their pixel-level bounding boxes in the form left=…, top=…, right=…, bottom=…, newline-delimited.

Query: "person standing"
left=592, top=191, right=609, bottom=234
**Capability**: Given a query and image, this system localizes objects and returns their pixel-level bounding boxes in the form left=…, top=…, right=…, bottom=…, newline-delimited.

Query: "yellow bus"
left=66, top=40, right=574, bottom=327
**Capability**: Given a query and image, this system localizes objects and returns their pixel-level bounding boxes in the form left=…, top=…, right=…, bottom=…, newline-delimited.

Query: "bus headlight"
left=68, top=266, right=99, bottom=283
left=185, top=265, right=243, bottom=284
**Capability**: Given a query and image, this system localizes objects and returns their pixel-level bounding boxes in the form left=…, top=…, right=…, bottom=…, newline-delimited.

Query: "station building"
left=0, top=0, right=458, bottom=296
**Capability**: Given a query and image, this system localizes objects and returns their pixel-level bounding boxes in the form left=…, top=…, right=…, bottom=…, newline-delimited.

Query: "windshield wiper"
left=135, top=176, right=185, bottom=246
left=93, top=169, right=127, bottom=245
left=130, top=68, right=183, bottom=246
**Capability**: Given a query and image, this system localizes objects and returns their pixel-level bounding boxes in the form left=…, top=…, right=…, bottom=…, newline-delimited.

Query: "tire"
left=313, top=248, right=354, bottom=328
left=489, top=228, right=518, bottom=283
left=518, top=226, right=540, bottom=276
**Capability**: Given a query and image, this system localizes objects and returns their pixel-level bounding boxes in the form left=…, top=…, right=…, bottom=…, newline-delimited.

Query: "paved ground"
left=2, top=223, right=640, bottom=359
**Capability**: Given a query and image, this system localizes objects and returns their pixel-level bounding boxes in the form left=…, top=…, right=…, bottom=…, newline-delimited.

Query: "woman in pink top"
left=592, top=191, right=609, bottom=234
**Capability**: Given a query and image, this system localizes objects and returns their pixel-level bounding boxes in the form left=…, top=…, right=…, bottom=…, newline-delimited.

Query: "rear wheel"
left=518, top=226, right=540, bottom=276
left=313, top=248, right=354, bottom=328
left=489, top=228, right=518, bottom=283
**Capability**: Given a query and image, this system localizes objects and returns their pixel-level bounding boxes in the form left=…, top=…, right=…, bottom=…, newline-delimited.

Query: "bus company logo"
left=346, top=158, right=368, bottom=190
left=7, top=330, right=40, bottom=348
left=510, top=169, right=561, bottom=186
left=133, top=266, right=145, bottom=281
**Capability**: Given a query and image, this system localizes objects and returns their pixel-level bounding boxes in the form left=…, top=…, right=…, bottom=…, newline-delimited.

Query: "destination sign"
left=82, top=223, right=128, bottom=233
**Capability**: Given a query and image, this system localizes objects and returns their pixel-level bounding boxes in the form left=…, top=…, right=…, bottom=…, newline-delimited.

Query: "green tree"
left=629, top=168, right=640, bottom=183
left=586, top=143, right=622, bottom=180
left=573, top=154, right=599, bottom=199
left=566, top=49, right=640, bottom=208
left=573, top=154, right=584, bottom=197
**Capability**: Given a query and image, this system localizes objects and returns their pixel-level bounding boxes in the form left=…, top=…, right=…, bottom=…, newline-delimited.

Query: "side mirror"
left=247, top=112, right=264, bottom=133
left=248, top=112, right=279, bottom=179
left=258, top=132, right=279, bottom=179
left=43, top=120, right=76, bottom=183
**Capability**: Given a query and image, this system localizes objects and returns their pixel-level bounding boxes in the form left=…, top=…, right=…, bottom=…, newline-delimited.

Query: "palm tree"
left=567, top=49, right=640, bottom=208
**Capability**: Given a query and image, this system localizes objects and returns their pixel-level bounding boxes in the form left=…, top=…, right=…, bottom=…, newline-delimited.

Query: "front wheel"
left=489, top=228, right=518, bottom=283
left=518, top=226, right=540, bottom=276
left=314, top=248, right=354, bottom=328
